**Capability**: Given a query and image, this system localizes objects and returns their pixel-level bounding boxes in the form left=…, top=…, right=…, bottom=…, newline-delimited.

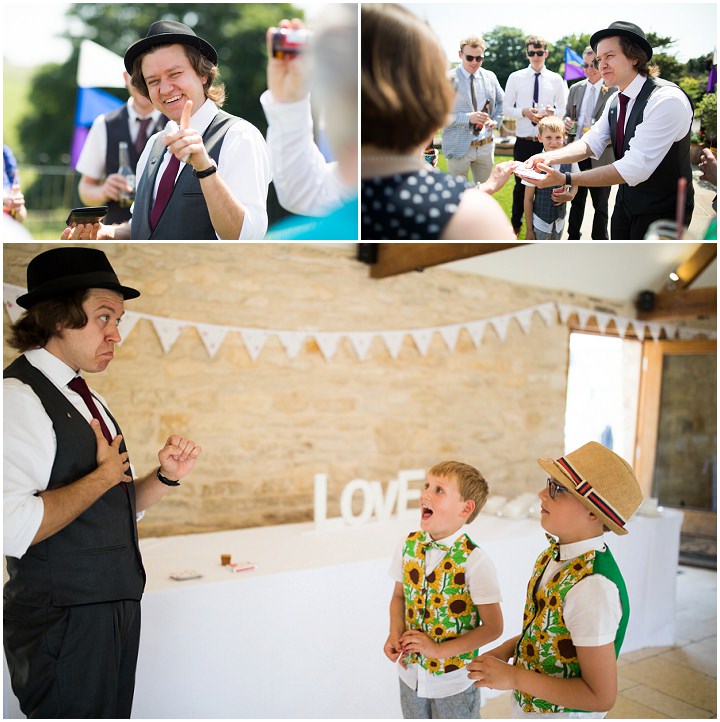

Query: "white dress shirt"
left=135, top=98, right=272, bottom=240
left=75, top=99, right=164, bottom=180
left=576, top=78, right=603, bottom=139
left=260, top=90, right=352, bottom=216
left=582, top=73, right=693, bottom=187
left=389, top=528, right=502, bottom=699
left=4, top=348, right=135, bottom=559
left=504, top=65, right=568, bottom=138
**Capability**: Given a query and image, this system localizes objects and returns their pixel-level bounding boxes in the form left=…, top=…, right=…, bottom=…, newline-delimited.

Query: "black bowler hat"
left=124, top=20, right=218, bottom=73
left=16, top=248, right=140, bottom=310
left=590, top=21, right=653, bottom=60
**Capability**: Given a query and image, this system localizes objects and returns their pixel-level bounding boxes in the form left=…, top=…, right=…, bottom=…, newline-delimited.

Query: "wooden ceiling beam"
left=670, top=243, right=717, bottom=290
left=362, top=243, right=527, bottom=279
left=636, top=286, right=717, bottom=321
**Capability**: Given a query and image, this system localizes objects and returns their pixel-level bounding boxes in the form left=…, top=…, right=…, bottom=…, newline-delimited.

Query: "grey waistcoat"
left=131, top=109, right=239, bottom=239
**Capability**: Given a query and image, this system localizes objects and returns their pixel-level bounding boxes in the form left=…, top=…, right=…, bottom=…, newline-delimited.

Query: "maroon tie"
left=615, top=93, right=630, bottom=158
left=150, top=153, right=180, bottom=230
left=135, top=117, right=153, bottom=155
left=68, top=376, right=128, bottom=491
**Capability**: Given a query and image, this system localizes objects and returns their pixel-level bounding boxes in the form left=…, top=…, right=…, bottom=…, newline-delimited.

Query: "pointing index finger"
left=180, top=99, right=193, bottom=130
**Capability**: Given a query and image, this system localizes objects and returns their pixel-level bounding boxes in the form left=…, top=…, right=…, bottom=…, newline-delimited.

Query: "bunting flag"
left=70, top=40, right=126, bottom=168
left=3, top=284, right=715, bottom=363
left=564, top=46, right=586, bottom=81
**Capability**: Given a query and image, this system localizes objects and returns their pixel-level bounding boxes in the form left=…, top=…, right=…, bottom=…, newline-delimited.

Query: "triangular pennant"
left=348, top=332, right=374, bottom=361
left=556, top=303, right=574, bottom=324
left=490, top=314, right=511, bottom=342
left=381, top=331, right=405, bottom=359
left=409, top=328, right=434, bottom=356
left=645, top=322, right=663, bottom=342
left=151, top=317, right=184, bottom=354
left=277, top=331, right=306, bottom=360
left=118, top=312, right=141, bottom=345
left=514, top=308, right=535, bottom=334
left=594, top=311, right=611, bottom=333
left=611, top=316, right=629, bottom=337
left=197, top=323, right=229, bottom=358
left=465, top=320, right=488, bottom=348
left=537, top=302, right=557, bottom=326
left=240, top=329, right=267, bottom=361
left=314, top=332, right=340, bottom=362
left=576, top=308, right=592, bottom=328
left=438, top=324, right=461, bottom=352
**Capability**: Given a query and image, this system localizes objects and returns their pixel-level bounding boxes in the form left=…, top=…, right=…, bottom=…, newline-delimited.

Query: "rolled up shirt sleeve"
left=613, top=89, right=693, bottom=187
left=3, top=379, right=54, bottom=559
left=218, top=120, right=272, bottom=240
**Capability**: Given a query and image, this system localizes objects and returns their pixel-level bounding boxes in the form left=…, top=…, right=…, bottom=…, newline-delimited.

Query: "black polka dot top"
left=361, top=169, right=472, bottom=240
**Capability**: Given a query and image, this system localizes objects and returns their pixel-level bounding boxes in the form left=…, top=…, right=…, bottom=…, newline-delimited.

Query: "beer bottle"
left=117, top=141, right=135, bottom=208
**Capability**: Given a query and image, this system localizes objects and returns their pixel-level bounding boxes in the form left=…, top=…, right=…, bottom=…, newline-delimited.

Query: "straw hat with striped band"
left=537, top=441, right=643, bottom=535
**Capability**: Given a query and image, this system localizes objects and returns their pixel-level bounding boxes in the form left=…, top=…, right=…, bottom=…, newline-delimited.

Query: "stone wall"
left=0, top=243, right=667, bottom=538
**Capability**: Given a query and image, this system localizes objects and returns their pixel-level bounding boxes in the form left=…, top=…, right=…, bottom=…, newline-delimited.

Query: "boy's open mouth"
left=422, top=505, right=434, bottom=520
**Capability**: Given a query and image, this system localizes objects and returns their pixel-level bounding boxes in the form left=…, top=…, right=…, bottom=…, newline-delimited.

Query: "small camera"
left=271, top=28, right=310, bottom=58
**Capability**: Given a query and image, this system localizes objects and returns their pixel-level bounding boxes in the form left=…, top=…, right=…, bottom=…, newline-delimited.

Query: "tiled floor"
left=481, top=565, right=717, bottom=719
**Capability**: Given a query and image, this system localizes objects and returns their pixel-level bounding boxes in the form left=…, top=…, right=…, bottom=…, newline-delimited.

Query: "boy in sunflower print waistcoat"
left=384, top=461, right=504, bottom=718
left=468, top=442, right=644, bottom=719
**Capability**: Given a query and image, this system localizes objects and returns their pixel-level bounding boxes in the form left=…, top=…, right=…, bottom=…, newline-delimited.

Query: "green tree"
left=18, top=3, right=301, bottom=165
left=546, top=33, right=592, bottom=88
left=482, top=26, right=527, bottom=88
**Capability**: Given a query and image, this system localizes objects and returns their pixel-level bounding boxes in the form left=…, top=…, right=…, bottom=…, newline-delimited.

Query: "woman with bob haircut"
left=361, top=4, right=515, bottom=240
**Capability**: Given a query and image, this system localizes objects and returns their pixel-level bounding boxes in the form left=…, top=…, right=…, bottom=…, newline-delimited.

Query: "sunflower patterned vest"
left=402, top=530, right=480, bottom=675
left=513, top=536, right=630, bottom=714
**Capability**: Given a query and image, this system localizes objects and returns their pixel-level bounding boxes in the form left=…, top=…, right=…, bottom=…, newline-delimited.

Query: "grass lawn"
left=436, top=150, right=527, bottom=240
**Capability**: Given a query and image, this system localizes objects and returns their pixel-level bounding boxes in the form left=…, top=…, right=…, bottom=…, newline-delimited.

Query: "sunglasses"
left=546, top=478, right=568, bottom=499
left=465, top=54, right=484, bottom=62
left=582, top=63, right=593, bottom=69
left=527, top=49, right=546, bottom=57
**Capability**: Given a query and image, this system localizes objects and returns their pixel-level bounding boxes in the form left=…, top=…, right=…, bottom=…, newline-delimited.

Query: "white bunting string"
left=3, top=285, right=714, bottom=364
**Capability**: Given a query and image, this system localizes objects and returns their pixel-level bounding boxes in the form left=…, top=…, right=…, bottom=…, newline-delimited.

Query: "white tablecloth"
left=3, top=509, right=683, bottom=719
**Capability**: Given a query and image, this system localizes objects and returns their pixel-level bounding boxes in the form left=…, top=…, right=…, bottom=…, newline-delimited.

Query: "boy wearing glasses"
left=467, top=441, right=643, bottom=718
left=442, top=36, right=505, bottom=184
left=504, top=35, right=568, bottom=236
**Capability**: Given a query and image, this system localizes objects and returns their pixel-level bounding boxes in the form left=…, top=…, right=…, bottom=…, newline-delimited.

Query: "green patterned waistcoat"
left=513, top=538, right=630, bottom=714
left=401, top=530, right=480, bottom=675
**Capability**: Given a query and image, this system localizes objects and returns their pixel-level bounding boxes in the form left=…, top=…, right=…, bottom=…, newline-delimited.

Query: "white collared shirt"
left=504, top=65, right=568, bottom=138
left=389, top=528, right=502, bottom=698
left=541, top=535, right=622, bottom=647
left=259, top=90, right=352, bottom=216
left=3, top=348, right=134, bottom=559
left=577, top=78, right=604, bottom=139
left=582, top=73, right=693, bottom=187
left=75, top=99, right=164, bottom=180
left=135, top=97, right=271, bottom=240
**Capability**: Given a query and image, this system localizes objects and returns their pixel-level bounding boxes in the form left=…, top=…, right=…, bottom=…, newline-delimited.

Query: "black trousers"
left=567, top=158, right=611, bottom=239
left=4, top=599, right=141, bottom=719
left=512, top=137, right=544, bottom=232
left=610, top=195, right=695, bottom=240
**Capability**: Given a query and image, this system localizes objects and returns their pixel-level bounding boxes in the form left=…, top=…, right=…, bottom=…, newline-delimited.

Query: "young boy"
left=384, top=460, right=504, bottom=718
left=523, top=116, right=579, bottom=240
left=467, top=441, right=644, bottom=718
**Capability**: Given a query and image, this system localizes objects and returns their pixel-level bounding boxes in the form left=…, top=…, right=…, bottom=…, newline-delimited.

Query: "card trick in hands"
left=511, top=163, right=547, bottom=180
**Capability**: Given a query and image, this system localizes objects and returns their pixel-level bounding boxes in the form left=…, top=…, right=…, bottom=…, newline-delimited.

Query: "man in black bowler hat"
left=520, top=21, right=694, bottom=239
left=63, top=20, right=271, bottom=240
left=3, top=246, right=202, bottom=718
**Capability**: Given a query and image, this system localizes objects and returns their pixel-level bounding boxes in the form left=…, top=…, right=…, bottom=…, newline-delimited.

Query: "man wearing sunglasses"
left=442, top=35, right=505, bottom=184
left=504, top=35, right=568, bottom=236
left=563, top=47, right=618, bottom=239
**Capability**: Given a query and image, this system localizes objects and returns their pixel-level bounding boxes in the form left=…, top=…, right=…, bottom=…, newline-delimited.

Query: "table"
left=3, top=508, right=683, bottom=718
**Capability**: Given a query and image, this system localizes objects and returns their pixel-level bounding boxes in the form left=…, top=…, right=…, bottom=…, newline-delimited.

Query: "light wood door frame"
left=634, top=339, right=717, bottom=496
